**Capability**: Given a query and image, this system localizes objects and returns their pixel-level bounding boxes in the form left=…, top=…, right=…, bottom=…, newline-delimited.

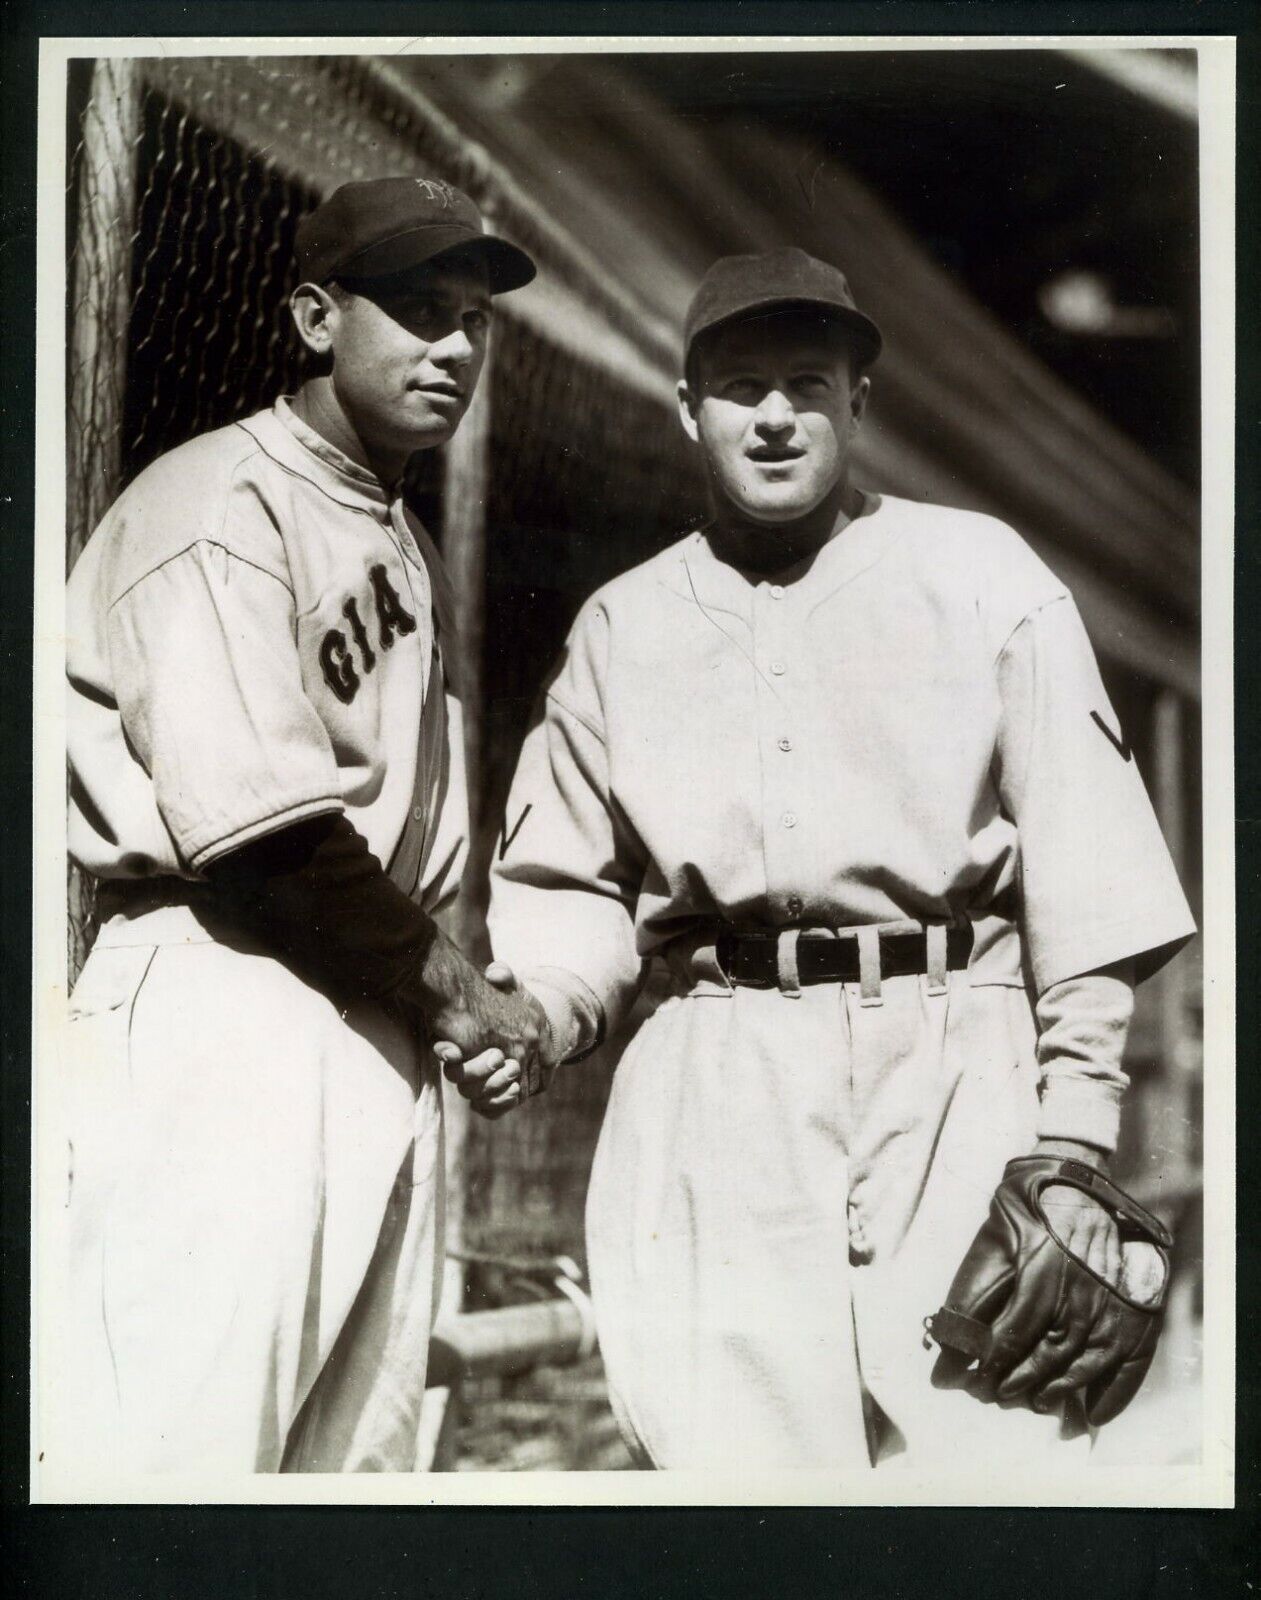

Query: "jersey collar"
left=237, top=397, right=393, bottom=517
left=678, top=491, right=896, bottom=618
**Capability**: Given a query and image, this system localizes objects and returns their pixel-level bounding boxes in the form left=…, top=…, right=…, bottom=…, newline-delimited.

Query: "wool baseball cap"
left=295, top=176, right=536, bottom=293
left=684, top=246, right=882, bottom=371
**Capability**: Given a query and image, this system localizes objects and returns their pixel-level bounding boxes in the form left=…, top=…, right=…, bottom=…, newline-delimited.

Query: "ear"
left=290, top=282, right=340, bottom=360
left=677, top=379, right=701, bottom=444
left=850, top=374, right=871, bottom=429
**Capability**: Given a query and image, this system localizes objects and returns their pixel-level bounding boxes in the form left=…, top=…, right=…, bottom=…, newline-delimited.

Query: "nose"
left=429, top=325, right=475, bottom=368
left=753, top=389, right=795, bottom=437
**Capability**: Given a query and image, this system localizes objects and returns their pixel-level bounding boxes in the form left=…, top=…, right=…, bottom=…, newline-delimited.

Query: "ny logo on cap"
left=414, top=178, right=456, bottom=208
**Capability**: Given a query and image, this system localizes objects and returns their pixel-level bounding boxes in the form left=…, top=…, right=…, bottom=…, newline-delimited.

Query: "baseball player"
left=448, top=248, right=1196, bottom=1468
left=55, top=177, right=547, bottom=1475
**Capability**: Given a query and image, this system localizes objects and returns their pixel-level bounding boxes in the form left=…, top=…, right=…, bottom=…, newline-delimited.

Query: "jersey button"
left=770, top=659, right=786, bottom=676
left=413, top=807, right=424, bottom=822
left=769, top=584, right=785, bottom=600
left=778, top=736, right=793, bottom=752
left=787, top=895, right=804, bottom=917
left=781, top=811, right=798, bottom=829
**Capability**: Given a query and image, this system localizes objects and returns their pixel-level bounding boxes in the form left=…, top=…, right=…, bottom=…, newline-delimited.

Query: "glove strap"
left=1004, top=1155, right=1174, bottom=1249
left=923, top=1306, right=990, bottom=1361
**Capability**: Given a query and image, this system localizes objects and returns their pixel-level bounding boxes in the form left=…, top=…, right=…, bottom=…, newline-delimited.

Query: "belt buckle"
left=716, top=928, right=776, bottom=989
left=715, top=928, right=738, bottom=987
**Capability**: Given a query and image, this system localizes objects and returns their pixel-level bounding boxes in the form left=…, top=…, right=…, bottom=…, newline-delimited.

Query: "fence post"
left=66, top=58, right=141, bottom=983
left=415, top=328, right=494, bottom=1469
left=1151, top=688, right=1195, bottom=1187
left=443, top=323, right=493, bottom=954
left=67, top=57, right=141, bottom=568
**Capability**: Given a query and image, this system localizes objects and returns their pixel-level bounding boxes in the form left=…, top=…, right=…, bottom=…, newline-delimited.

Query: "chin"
left=721, top=467, right=832, bottom=524
left=734, top=488, right=822, bottom=524
left=399, top=417, right=458, bottom=452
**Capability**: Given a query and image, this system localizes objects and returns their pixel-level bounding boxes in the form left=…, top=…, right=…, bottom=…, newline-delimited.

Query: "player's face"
left=680, top=314, right=869, bottom=524
left=328, top=258, right=492, bottom=457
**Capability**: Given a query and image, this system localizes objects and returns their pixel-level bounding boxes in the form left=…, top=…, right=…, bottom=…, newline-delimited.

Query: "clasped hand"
left=431, top=960, right=557, bottom=1119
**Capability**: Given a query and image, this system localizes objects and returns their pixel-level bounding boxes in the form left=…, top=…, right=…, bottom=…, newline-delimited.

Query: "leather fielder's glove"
left=924, top=1156, right=1173, bottom=1427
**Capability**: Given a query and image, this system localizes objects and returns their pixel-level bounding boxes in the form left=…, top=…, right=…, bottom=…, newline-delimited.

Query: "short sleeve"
left=995, top=595, right=1195, bottom=993
left=107, top=541, right=343, bottom=869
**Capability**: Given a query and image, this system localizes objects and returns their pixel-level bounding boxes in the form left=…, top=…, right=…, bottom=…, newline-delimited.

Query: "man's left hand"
left=930, top=1136, right=1119, bottom=1408
left=1034, top=1137, right=1122, bottom=1285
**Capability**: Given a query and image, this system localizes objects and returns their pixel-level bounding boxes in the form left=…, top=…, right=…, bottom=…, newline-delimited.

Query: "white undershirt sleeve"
left=489, top=603, right=648, bottom=1061
left=1034, top=960, right=1136, bottom=1152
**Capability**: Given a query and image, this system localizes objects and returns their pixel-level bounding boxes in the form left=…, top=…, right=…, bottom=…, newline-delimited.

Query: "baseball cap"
left=295, top=176, right=536, bottom=293
left=684, top=246, right=882, bottom=372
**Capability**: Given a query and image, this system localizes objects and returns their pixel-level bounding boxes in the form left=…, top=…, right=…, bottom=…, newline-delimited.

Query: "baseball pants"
left=585, top=935, right=1092, bottom=1470
left=46, top=918, right=443, bottom=1477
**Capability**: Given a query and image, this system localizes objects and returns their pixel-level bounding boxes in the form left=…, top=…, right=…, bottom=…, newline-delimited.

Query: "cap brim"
left=691, top=296, right=882, bottom=367
left=335, top=225, right=537, bottom=294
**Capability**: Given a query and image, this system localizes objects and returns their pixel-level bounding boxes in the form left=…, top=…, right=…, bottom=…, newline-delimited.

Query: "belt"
left=715, top=921, right=974, bottom=989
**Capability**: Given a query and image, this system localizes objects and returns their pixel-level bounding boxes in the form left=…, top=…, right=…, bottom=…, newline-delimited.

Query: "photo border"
left=4, top=0, right=1255, bottom=1587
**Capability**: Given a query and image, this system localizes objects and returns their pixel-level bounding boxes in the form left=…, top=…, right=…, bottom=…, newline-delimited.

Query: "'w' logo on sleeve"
left=1090, top=710, right=1133, bottom=763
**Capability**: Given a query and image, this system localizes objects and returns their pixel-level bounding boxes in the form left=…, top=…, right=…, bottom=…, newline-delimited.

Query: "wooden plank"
left=417, top=330, right=497, bottom=1468
left=427, top=1299, right=591, bottom=1387
left=1151, top=690, right=1196, bottom=1189
left=67, top=58, right=141, bottom=568
left=67, top=58, right=142, bottom=984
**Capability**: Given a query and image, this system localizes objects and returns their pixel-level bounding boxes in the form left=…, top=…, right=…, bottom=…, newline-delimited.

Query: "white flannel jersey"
left=490, top=494, right=1194, bottom=1143
left=67, top=397, right=466, bottom=919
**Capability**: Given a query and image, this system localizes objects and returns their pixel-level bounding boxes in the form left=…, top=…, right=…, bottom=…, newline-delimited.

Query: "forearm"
left=206, top=812, right=462, bottom=1018
left=490, top=864, right=645, bottom=1062
left=487, top=645, right=647, bottom=1062
left=511, top=966, right=609, bottom=1064
left=208, top=813, right=547, bottom=1064
left=1033, top=959, right=1136, bottom=1155
left=406, top=920, right=495, bottom=1022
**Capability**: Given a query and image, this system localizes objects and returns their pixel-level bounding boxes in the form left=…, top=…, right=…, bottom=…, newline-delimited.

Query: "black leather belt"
left=715, top=922, right=974, bottom=989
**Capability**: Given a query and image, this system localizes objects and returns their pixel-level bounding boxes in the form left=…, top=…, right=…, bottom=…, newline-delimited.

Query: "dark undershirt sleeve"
left=205, top=813, right=439, bottom=1011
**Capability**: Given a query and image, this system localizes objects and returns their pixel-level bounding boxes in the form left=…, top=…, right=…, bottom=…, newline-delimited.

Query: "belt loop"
left=857, top=926, right=883, bottom=1006
left=926, top=923, right=948, bottom=995
left=667, top=932, right=734, bottom=997
left=776, top=928, right=802, bottom=998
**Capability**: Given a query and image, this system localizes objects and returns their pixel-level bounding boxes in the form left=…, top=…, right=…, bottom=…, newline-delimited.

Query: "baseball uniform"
left=489, top=494, right=1195, bottom=1468
left=55, top=396, right=466, bottom=1475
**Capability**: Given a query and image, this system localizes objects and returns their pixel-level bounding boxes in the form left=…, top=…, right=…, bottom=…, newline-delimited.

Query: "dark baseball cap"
left=295, top=176, right=536, bottom=293
left=684, top=246, right=882, bottom=373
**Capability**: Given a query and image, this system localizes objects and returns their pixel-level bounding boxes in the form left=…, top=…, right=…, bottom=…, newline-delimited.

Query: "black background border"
left=2, top=3, right=1256, bottom=1594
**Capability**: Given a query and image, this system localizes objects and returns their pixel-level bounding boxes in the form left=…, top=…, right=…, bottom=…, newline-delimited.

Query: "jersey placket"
left=381, top=500, right=437, bottom=893
left=753, top=579, right=805, bottom=930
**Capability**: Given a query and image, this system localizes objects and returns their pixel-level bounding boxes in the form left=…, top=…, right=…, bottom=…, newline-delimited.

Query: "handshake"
left=427, top=952, right=563, bottom=1121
